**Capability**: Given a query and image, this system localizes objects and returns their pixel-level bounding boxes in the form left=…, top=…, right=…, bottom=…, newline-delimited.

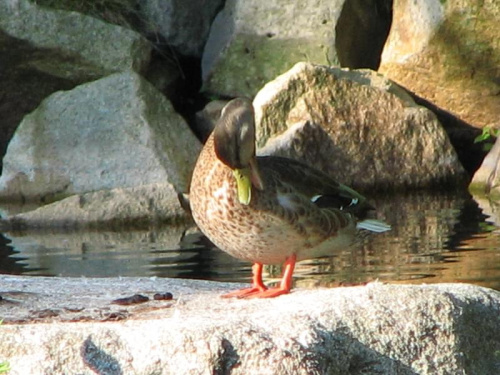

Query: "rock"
left=193, top=99, right=228, bottom=141
left=253, top=62, right=467, bottom=191
left=469, top=137, right=500, bottom=199
left=335, top=0, right=392, bottom=69
left=138, top=0, right=224, bottom=58
left=409, top=95, right=486, bottom=175
left=0, top=276, right=499, bottom=374
left=379, top=0, right=500, bottom=128
left=201, top=0, right=391, bottom=98
left=2, top=182, right=189, bottom=230
left=470, top=194, right=500, bottom=231
left=0, top=71, right=201, bottom=203
left=0, top=0, right=151, bottom=165
left=0, top=0, right=150, bottom=80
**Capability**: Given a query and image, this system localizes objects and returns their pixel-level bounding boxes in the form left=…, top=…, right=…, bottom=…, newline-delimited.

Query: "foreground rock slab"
left=1, top=276, right=499, bottom=374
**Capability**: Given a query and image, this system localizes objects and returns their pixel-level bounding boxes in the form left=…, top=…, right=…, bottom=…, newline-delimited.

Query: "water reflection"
left=0, top=191, right=499, bottom=291
left=0, top=226, right=248, bottom=281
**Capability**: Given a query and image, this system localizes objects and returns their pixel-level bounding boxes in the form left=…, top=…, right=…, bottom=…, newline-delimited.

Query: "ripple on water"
left=1, top=191, right=500, bottom=291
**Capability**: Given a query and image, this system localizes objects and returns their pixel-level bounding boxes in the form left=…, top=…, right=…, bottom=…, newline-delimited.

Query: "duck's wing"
left=257, top=155, right=373, bottom=218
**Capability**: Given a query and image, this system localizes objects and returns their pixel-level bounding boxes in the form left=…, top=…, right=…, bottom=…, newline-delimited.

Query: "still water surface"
left=1, top=191, right=500, bottom=291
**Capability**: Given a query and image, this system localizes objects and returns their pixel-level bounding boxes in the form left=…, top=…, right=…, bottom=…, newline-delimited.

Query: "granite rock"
left=254, top=62, right=467, bottom=191
left=0, top=71, right=200, bottom=203
left=0, top=276, right=499, bottom=374
left=379, top=0, right=500, bottom=128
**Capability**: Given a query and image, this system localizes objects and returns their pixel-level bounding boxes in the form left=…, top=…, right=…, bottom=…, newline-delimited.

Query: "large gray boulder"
left=0, top=0, right=152, bottom=163
left=0, top=276, right=499, bottom=374
left=0, top=71, right=200, bottom=203
left=201, top=0, right=391, bottom=98
left=379, top=0, right=500, bottom=128
left=138, top=0, right=224, bottom=58
left=0, top=0, right=150, bottom=80
left=253, top=62, right=467, bottom=191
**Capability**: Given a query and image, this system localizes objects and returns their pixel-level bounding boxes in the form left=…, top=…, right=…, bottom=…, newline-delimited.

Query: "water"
left=1, top=191, right=500, bottom=291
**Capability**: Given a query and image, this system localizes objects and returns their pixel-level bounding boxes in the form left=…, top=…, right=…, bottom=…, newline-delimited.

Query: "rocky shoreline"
left=1, top=2, right=500, bottom=373
left=1, top=275, right=499, bottom=374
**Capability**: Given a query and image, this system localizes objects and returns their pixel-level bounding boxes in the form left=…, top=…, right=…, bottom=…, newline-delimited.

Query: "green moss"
left=469, top=181, right=500, bottom=202
left=203, top=34, right=339, bottom=98
left=468, top=181, right=487, bottom=196
left=432, top=6, right=500, bottom=88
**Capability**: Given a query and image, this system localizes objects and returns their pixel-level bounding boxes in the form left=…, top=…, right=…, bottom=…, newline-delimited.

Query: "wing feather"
left=258, top=155, right=373, bottom=218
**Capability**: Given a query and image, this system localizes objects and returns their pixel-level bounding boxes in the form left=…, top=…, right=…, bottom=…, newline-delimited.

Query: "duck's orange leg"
left=222, top=263, right=267, bottom=298
left=246, top=254, right=297, bottom=299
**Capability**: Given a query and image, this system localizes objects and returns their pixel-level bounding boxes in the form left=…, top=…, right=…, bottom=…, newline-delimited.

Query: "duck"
left=190, top=97, right=390, bottom=298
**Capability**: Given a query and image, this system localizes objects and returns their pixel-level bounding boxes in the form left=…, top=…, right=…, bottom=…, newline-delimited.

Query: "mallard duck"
left=190, top=98, right=390, bottom=298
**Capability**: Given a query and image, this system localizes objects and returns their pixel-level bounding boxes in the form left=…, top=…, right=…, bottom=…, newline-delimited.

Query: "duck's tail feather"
left=356, top=219, right=391, bottom=233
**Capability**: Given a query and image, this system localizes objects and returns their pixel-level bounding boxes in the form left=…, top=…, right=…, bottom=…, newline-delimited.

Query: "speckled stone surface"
left=1, top=276, right=499, bottom=374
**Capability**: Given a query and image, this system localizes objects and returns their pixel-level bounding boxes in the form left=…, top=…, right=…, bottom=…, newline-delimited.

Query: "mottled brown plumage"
left=190, top=98, right=389, bottom=298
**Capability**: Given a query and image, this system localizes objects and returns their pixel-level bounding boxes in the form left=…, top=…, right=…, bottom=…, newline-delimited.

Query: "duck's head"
left=213, top=98, right=264, bottom=205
